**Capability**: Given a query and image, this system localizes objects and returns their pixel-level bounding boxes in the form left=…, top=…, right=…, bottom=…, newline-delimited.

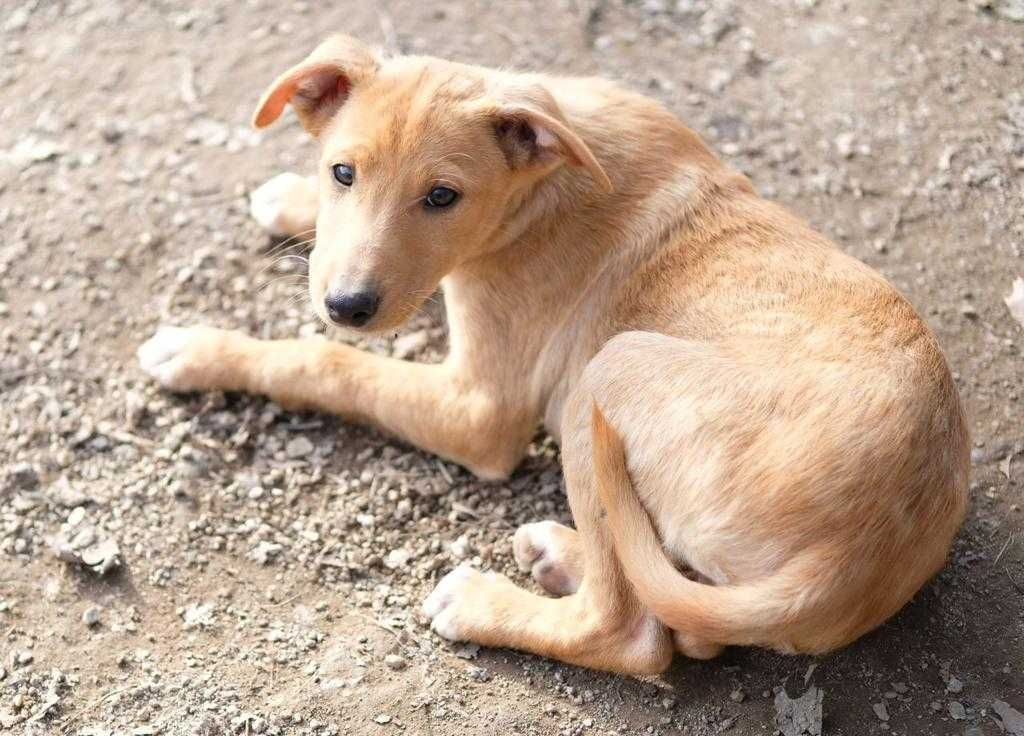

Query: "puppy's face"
left=254, top=36, right=609, bottom=332
left=307, top=64, right=512, bottom=331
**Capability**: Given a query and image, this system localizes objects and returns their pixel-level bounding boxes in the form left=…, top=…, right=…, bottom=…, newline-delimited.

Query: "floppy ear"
left=252, top=35, right=379, bottom=136
left=491, top=92, right=612, bottom=193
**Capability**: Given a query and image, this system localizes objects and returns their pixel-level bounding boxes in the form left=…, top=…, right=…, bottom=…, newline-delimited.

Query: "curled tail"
left=591, top=403, right=828, bottom=652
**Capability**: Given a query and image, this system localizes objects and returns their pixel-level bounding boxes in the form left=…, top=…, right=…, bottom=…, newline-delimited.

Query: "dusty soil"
left=2, top=1, right=1023, bottom=734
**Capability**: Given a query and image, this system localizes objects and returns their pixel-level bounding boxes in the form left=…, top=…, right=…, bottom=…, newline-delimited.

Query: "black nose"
left=324, top=290, right=380, bottom=327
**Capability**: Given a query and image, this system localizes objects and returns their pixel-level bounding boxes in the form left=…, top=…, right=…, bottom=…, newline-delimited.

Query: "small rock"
left=285, top=436, right=314, bottom=459
left=3, top=6, right=30, bottom=32
left=1005, top=277, right=1024, bottom=329
left=959, top=301, right=978, bottom=319
left=2, top=135, right=65, bottom=169
left=873, top=702, right=889, bottom=722
left=249, top=541, right=283, bottom=565
left=990, top=0, right=1024, bottom=22
left=730, top=688, right=746, bottom=703
left=48, top=476, right=89, bottom=507
left=373, top=714, right=392, bottom=724
left=993, top=700, right=1024, bottom=736
left=52, top=536, right=122, bottom=575
left=449, top=535, right=472, bottom=559
left=82, top=606, right=101, bottom=627
left=775, top=686, right=823, bottom=736
left=6, top=462, right=39, bottom=492
left=385, top=548, right=411, bottom=569
left=963, top=160, right=1000, bottom=187
left=184, top=118, right=230, bottom=147
left=467, top=665, right=490, bottom=681
left=948, top=701, right=966, bottom=720
left=946, top=676, right=963, bottom=693
left=835, top=132, right=856, bottom=159
left=384, top=654, right=407, bottom=671
left=182, top=602, right=216, bottom=629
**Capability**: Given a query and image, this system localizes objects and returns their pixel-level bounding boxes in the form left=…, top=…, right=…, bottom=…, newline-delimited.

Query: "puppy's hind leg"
left=249, top=173, right=318, bottom=237
left=422, top=387, right=674, bottom=674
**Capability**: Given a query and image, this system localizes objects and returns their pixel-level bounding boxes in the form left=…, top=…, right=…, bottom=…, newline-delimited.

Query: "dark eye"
left=332, top=164, right=354, bottom=186
left=425, top=186, right=459, bottom=209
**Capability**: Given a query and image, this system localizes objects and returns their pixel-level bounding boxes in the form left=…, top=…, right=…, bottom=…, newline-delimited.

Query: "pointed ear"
left=252, top=35, right=379, bottom=136
left=491, top=94, right=612, bottom=193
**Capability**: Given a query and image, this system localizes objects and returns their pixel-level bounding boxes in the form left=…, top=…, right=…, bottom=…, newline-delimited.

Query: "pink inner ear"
left=534, top=125, right=558, bottom=149
left=295, top=69, right=349, bottom=105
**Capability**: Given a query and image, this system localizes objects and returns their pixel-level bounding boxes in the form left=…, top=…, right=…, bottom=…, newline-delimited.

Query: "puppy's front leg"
left=138, top=326, right=532, bottom=479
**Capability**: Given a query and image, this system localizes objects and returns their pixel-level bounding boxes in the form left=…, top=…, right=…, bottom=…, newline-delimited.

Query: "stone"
left=384, top=654, right=407, bottom=670
left=285, top=436, right=315, bottom=459
left=775, top=686, right=823, bottom=736
left=82, top=606, right=101, bottom=627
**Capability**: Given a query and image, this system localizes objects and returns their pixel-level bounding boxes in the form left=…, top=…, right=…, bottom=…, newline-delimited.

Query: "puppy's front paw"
left=137, top=325, right=238, bottom=393
left=513, top=521, right=583, bottom=596
left=422, top=564, right=482, bottom=641
left=249, top=172, right=314, bottom=236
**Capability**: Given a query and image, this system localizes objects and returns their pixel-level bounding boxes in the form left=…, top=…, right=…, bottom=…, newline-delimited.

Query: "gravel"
left=1, top=0, right=1021, bottom=734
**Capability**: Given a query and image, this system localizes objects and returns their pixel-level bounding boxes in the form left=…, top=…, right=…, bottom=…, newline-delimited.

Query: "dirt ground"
left=1, top=1, right=1023, bottom=734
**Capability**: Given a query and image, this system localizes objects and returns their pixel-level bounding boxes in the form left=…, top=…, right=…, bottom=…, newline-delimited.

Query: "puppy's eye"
left=332, top=164, right=354, bottom=186
left=425, top=186, right=459, bottom=209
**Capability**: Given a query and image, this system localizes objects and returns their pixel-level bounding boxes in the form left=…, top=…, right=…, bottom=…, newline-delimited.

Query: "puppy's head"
left=254, top=35, right=610, bottom=332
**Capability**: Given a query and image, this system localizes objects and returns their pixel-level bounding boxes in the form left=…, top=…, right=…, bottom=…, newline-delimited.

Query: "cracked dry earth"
left=1, top=1, right=1023, bottom=735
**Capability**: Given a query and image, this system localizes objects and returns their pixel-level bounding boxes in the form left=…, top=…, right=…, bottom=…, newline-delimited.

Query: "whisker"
left=257, top=252, right=312, bottom=280
left=264, top=228, right=316, bottom=254
left=257, top=275, right=308, bottom=295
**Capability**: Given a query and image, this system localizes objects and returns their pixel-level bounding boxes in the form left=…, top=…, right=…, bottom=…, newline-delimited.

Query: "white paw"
left=513, top=520, right=581, bottom=596
left=422, top=564, right=481, bottom=641
left=137, top=325, right=217, bottom=392
left=249, top=172, right=308, bottom=235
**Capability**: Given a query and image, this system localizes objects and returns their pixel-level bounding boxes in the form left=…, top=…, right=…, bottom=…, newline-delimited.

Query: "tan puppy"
left=138, top=36, right=969, bottom=674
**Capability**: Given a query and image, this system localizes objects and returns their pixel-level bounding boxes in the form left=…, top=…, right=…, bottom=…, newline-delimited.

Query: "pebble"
left=835, top=132, right=857, bottom=159
left=67, top=506, right=86, bottom=527
left=285, top=436, right=315, bottom=459
left=991, top=0, right=1024, bottom=22
left=2, top=135, right=65, bottom=169
left=873, top=702, right=889, bottom=721
left=1, top=5, right=1021, bottom=733
left=7, top=462, right=39, bottom=491
left=449, top=535, right=471, bottom=559
left=182, top=602, right=215, bottom=629
left=384, top=654, right=407, bottom=670
left=184, top=118, right=230, bottom=147
left=992, top=701, right=1024, bottom=735
left=82, top=606, right=102, bottom=627
left=385, top=548, right=411, bottom=569
left=250, top=541, right=283, bottom=565
left=948, top=701, right=967, bottom=720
